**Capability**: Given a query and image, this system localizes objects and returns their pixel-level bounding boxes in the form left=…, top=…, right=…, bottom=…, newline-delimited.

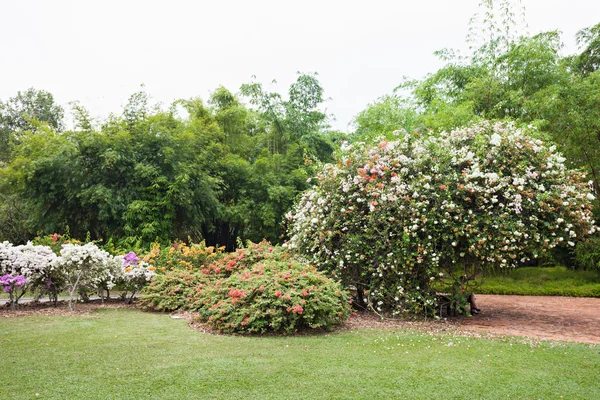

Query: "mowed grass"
left=477, top=266, right=600, bottom=297
left=2, top=309, right=599, bottom=399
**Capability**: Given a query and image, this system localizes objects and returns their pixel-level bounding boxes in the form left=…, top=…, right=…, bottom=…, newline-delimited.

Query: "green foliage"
left=0, top=76, right=335, bottom=248
left=193, top=260, right=351, bottom=334
left=574, top=22, right=600, bottom=75
left=240, top=72, right=334, bottom=161
left=140, top=270, right=209, bottom=312
left=477, top=266, right=600, bottom=297
left=0, top=88, right=64, bottom=163
left=352, top=95, right=421, bottom=140
left=32, top=232, right=82, bottom=255
left=574, top=235, right=600, bottom=275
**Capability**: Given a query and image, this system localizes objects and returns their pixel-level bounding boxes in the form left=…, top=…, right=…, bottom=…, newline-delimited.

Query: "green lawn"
left=477, top=266, right=600, bottom=297
left=2, top=309, right=598, bottom=399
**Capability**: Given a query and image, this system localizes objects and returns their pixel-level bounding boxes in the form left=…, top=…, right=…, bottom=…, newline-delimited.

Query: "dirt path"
left=455, top=294, right=600, bottom=344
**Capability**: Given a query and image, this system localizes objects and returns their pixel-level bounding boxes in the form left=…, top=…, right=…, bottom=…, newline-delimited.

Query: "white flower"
left=490, top=133, right=502, bottom=146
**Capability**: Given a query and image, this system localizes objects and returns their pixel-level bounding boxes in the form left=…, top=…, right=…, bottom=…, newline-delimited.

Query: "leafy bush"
left=32, top=232, right=82, bottom=255
left=140, top=270, right=208, bottom=312
left=193, top=261, right=351, bottom=334
left=198, top=240, right=291, bottom=277
left=141, top=241, right=224, bottom=272
left=141, top=241, right=351, bottom=334
left=287, top=121, right=597, bottom=315
left=574, top=235, right=600, bottom=275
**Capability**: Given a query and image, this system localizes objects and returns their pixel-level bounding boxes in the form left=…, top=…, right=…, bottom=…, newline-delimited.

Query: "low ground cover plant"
left=4, top=309, right=599, bottom=399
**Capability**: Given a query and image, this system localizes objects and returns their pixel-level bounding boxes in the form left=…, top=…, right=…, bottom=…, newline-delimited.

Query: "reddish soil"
left=453, top=294, right=600, bottom=344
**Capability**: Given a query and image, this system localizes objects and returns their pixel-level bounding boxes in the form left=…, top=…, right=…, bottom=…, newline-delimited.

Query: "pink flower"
left=291, top=305, right=304, bottom=314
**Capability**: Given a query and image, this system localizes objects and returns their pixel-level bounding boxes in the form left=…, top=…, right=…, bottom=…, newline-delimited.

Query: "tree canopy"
left=0, top=75, right=336, bottom=249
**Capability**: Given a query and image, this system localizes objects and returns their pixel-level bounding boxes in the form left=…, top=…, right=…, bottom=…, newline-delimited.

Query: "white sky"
left=1, top=0, right=598, bottom=131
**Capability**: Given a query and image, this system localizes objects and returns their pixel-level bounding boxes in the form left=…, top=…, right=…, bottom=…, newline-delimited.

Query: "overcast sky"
left=1, top=0, right=598, bottom=131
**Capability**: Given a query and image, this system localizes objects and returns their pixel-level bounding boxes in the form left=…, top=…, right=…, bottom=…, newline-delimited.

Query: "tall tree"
left=0, top=88, right=64, bottom=163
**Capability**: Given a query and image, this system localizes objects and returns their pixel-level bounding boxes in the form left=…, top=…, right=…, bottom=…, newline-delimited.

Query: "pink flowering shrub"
left=287, top=121, right=597, bottom=315
left=198, top=240, right=290, bottom=277
left=0, top=274, right=27, bottom=309
left=192, top=261, right=351, bottom=334
left=140, top=270, right=209, bottom=312
left=142, top=241, right=351, bottom=333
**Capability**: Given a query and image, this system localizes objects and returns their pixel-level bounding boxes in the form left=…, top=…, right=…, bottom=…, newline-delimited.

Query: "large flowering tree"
left=287, top=121, right=597, bottom=315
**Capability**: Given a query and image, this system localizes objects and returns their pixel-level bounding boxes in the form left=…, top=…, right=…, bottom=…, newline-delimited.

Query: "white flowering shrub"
left=120, top=252, right=156, bottom=302
left=287, top=121, right=597, bottom=315
left=0, top=241, right=61, bottom=306
left=0, top=241, right=16, bottom=275
left=1, top=240, right=156, bottom=309
left=58, top=243, right=114, bottom=309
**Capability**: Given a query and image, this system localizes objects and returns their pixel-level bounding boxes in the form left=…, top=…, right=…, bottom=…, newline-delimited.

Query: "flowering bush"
left=198, top=240, right=290, bottom=277
left=141, top=241, right=224, bottom=272
left=193, top=261, right=351, bottom=334
left=287, top=121, right=597, bottom=315
left=0, top=241, right=61, bottom=306
left=120, top=251, right=156, bottom=302
left=140, top=241, right=351, bottom=333
left=32, top=233, right=82, bottom=256
left=1, top=239, right=158, bottom=309
left=140, top=270, right=209, bottom=312
left=58, top=243, right=115, bottom=309
left=1, top=274, right=27, bottom=309
left=0, top=241, right=17, bottom=275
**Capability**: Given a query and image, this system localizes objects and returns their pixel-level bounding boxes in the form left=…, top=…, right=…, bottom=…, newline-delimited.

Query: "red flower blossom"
left=228, top=289, right=245, bottom=298
left=291, top=305, right=303, bottom=314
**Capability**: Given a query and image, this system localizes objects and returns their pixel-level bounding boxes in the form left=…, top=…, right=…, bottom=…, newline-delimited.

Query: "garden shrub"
left=116, top=252, right=157, bottom=302
left=574, top=235, right=600, bottom=276
left=287, top=121, right=597, bottom=315
left=140, top=270, right=209, bottom=312
left=0, top=241, right=61, bottom=306
left=141, top=240, right=224, bottom=272
left=198, top=240, right=291, bottom=277
left=193, top=260, right=351, bottom=334
left=1, top=240, right=157, bottom=309
left=32, top=232, right=82, bottom=255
